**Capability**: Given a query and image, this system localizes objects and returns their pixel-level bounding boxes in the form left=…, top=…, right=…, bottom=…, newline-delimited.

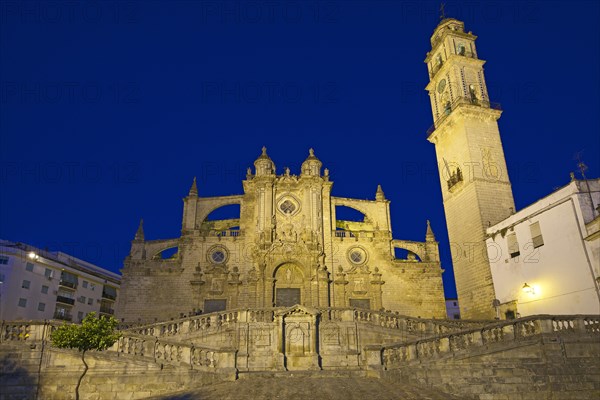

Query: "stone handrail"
left=426, top=96, right=501, bottom=138
left=123, top=307, right=490, bottom=339
left=128, top=309, right=250, bottom=337
left=0, top=320, right=237, bottom=372
left=0, top=320, right=61, bottom=343
left=348, top=308, right=489, bottom=336
left=204, top=229, right=242, bottom=238
left=366, top=315, right=600, bottom=370
left=115, top=332, right=236, bottom=372
left=333, top=230, right=376, bottom=239
left=1, top=309, right=489, bottom=346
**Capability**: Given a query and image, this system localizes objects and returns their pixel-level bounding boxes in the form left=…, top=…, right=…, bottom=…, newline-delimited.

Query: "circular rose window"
left=348, top=247, right=367, bottom=265
left=208, top=246, right=228, bottom=264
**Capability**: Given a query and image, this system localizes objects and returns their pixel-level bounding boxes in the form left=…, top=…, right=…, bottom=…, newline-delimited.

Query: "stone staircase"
left=366, top=314, right=600, bottom=399
left=149, top=372, right=463, bottom=400
left=1, top=311, right=599, bottom=399
left=117, top=306, right=487, bottom=372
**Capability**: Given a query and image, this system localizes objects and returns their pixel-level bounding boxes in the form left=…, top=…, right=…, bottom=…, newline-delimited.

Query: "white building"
left=0, top=240, right=120, bottom=322
left=485, top=178, right=600, bottom=318
left=445, top=298, right=460, bottom=320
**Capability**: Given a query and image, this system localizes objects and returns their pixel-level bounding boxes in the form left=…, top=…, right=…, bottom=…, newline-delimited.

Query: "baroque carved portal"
left=274, top=263, right=304, bottom=307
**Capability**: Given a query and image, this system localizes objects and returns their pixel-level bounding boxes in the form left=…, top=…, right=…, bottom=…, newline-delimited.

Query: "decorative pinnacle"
left=375, top=184, right=385, bottom=201
left=189, top=177, right=198, bottom=196
left=309, top=148, right=314, bottom=156
left=426, top=220, right=436, bottom=242
left=256, top=146, right=272, bottom=161
left=134, top=218, right=145, bottom=241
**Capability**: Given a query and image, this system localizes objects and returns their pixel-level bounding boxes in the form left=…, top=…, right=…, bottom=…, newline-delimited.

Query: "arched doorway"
left=273, top=263, right=304, bottom=307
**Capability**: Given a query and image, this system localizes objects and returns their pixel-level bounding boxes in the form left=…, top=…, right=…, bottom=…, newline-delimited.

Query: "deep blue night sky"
left=1, top=1, right=599, bottom=299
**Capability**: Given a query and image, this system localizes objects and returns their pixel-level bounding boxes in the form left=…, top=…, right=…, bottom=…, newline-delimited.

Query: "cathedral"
left=4, top=16, right=599, bottom=400
left=116, top=16, right=516, bottom=324
left=116, top=148, right=446, bottom=323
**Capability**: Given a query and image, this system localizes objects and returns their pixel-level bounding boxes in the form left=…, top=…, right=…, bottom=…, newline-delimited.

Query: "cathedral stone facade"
left=116, top=148, right=446, bottom=323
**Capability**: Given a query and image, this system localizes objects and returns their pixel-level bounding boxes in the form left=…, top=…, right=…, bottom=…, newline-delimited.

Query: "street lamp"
left=522, top=283, right=534, bottom=294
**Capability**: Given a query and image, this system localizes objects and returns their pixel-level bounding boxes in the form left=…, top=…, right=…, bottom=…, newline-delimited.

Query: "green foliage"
left=51, top=312, right=120, bottom=352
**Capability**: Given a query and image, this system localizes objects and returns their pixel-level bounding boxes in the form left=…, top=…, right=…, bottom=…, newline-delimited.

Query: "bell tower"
left=425, top=18, right=515, bottom=319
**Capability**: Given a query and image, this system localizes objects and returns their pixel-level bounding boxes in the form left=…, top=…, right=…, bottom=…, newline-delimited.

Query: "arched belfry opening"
left=273, top=263, right=304, bottom=307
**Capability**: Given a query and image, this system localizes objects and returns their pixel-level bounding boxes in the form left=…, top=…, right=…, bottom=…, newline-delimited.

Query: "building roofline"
left=487, top=178, right=600, bottom=233
left=0, top=239, right=121, bottom=284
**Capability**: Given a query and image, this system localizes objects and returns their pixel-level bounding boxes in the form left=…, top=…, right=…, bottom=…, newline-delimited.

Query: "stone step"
left=237, top=368, right=368, bottom=380
left=151, top=375, right=462, bottom=400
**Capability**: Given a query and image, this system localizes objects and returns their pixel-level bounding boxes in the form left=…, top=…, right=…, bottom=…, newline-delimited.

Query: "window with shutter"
left=530, top=222, right=544, bottom=248
left=507, top=233, right=520, bottom=258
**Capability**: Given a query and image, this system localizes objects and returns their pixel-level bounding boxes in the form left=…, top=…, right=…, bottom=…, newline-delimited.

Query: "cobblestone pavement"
left=156, top=376, right=461, bottom=400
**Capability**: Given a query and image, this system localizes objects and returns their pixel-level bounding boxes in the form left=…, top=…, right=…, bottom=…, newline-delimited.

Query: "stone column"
left=265, top=277, right=275, bottom=307
left=370, top=268, right=384, bottom=310
left=333, top=268, right=348, bottom=307
left=316, top=267, right=330, bottom=307
left=310, top=313, right=320, bottom=370
left=228, top=268, right=242, bottom=308
left=276, top=314, right=287, bottom=370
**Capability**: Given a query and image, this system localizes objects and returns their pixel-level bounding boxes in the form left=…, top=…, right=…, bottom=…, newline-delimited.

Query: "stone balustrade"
left=2, top=313, right=598, bottom=380
left=0, top=320, right=236, bottom=372
left=0, top=320, right=60, bottom=343
left=333, top=230, right=376, bottom=239
left=123, top=307, right=489, bottom=341
left=204, top=229, right=242, bottom=238
left=1, top=309, right=490, bottom=349
left=349, top=308, right=486, bottom=336
left=115, top=333, right=236, bottom=372
left=371, top=315, right=600, bottom=370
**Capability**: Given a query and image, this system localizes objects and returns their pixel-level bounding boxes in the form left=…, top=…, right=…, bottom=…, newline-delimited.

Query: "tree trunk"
left=75, top=350, right=88, bottom=400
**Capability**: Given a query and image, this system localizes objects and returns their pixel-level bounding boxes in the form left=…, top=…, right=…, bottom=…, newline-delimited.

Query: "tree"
left=50, top=312, right=121, bottom=400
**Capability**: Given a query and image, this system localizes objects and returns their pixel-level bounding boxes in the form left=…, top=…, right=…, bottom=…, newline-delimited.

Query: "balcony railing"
left=100, top=306, right=115, bottom=315
left=426, top=97, right=502, bottom=138
left=53, top=312, right=73, bottom=321
left=333, top=230, right=377, bottom=239
left=335, top=231, right=356, bottom=238
left=58, top=280, right=77, bottom=290
left=447, top=168, right=463, bottom=190
left=457, top=50, right=477, bottom=59
left=56, top=295, right=75, bottom=305
left=205, top=229, right=241, bottom=238
left=102, top=292, right=117, bottom=301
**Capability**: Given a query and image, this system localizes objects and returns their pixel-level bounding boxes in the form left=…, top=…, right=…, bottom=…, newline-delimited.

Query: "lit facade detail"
left=116, top=149, right=446, bottom=324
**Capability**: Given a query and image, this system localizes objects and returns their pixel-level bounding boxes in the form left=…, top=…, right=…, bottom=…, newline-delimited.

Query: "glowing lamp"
left=522, top=283, right=534, bottom=294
